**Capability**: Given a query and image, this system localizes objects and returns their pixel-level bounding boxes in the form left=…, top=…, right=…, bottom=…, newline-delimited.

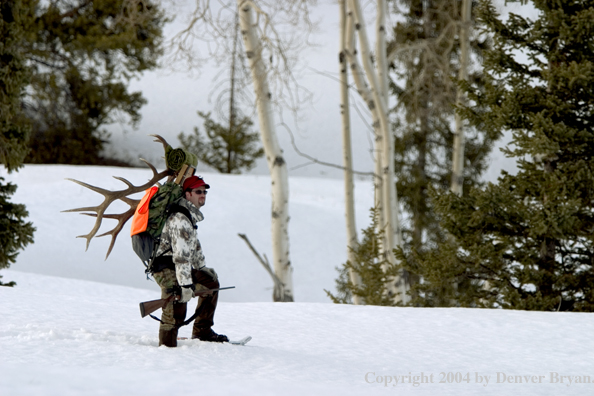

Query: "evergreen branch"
left=56, top=0, right=93, bottom=21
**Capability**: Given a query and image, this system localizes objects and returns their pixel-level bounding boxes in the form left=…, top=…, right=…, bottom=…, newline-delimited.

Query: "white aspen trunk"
left=348, top=0, right=406, bottom=302
left=375, top=0, right=389, bottom=107
left=373, top=138, right=386, bottom=250
left=375, top=0, right=408, bottom=303
left=371, top=0, right=388, bottom=281
left=451, top=0, right=471, bottom=196
left=344, top=3, right=385, bottom=239
left=339, top=0, right=362, bottom=305
left=237, top=0, right=293, bottom=302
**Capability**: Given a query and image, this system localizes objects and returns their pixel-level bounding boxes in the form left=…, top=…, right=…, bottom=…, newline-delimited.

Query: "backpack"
left=130, top=181, right=192, bottom=273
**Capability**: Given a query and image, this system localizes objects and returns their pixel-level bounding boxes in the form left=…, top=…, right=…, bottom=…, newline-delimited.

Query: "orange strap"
left=130, top=186, right=158, bottom=236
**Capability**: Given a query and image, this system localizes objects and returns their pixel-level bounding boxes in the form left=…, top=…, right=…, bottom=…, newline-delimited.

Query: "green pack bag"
left=131, top=181, right=189, bottom=271
left=145, top=182, right=184, bottom=238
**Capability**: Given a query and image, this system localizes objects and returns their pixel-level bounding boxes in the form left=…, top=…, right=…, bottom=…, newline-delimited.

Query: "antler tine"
left=95, top=206, right=138, bottom=260
left=76, top=200, right=140, bottom=259
left=65, top=178, right=112, bottom=196
left=120, top=196, right=141, bottom=207
left=77, top=200, right=140, bottom=220
left=63, top=205, right=104, bottom=214
left=113, top=176, right=134, bottom=188
left=139, top=158, right=159, bottom=176
left=64, top=177, right=134, bottom=250
left=150, top=134, right=170, bottom=151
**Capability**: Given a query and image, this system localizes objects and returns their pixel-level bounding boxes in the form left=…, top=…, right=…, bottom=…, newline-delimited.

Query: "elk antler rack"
left=63, top=135, right=176, bottom=259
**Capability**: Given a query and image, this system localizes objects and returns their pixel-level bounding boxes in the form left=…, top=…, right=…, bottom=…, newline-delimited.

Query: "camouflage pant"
left=153, top=267, right=220, bottom=342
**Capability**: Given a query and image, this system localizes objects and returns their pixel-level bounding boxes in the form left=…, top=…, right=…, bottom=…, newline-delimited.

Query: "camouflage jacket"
left=155, top=198, right=206, bottom=286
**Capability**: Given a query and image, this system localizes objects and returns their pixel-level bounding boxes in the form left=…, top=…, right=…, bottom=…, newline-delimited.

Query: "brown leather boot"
left=159, top=329, right=178, bottom=347
left=192, top=327, right=228, bottom=343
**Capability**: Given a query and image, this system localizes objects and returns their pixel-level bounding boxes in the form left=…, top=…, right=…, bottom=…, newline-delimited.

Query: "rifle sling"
left=147, top=288, right=234, bottom=328
left=149, top=313, right=163, bottom=323
left=146, top=301, right=204, bottom=328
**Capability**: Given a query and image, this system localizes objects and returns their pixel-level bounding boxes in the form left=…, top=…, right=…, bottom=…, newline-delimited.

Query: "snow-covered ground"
left=2, top=270, right=594, bottom=396
left=1, top=165, right=594, bottom=395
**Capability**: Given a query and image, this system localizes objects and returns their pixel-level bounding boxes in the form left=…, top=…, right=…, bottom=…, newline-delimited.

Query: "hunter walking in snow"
left=151, top=175, right=228, bottom=347
left=63, top=136, right=243, bottom=347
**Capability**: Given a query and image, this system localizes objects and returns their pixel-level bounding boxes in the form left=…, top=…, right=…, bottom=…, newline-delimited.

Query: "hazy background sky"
left=105, top=0, right=519, bottom=182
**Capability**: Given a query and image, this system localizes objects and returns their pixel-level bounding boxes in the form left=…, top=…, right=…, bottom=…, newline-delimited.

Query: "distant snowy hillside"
left=0, top=164, right=375, bottom=302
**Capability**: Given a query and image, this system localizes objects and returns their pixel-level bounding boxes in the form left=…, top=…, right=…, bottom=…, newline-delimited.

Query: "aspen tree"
left=338, top=0, right=362, bottom=305
left=344, top=0, right=408, bottom=303
left=237, top=0, right=293, bottom=301
left=451, top=0, right=472, bottom=196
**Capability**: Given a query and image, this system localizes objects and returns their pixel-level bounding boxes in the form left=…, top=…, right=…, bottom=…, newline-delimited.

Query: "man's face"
left=186, top=187, right=208, bottom=209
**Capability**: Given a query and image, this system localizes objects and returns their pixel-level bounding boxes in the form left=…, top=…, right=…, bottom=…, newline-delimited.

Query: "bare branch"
left=278, top=117, right=379, bottom=180
left=237, top=233, right=287, bottom=301
left=165, top=0, right=318, bottom=118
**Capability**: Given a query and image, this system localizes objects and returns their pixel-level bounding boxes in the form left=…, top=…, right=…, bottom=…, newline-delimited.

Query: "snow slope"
left=2, top=270, right=594, bottom=396
left=2, top=165, right=594, bottom=395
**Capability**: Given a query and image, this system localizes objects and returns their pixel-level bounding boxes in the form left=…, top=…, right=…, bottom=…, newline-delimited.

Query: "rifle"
left=139, top=286, right=235, bottom=318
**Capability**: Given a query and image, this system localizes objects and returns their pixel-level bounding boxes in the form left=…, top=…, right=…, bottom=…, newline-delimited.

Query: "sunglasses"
left=192, top=189, right=208, bottom=195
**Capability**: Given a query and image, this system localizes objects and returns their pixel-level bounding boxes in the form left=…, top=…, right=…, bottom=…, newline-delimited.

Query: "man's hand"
left=179, top=285, right=194, bottom=303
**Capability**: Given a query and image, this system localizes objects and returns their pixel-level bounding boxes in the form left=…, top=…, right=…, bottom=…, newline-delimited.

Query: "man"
left=151, top=175, right=228, bottom=347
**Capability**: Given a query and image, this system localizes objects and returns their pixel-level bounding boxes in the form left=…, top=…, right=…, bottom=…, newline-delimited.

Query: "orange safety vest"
left=130, top=186, right=159, bottom=236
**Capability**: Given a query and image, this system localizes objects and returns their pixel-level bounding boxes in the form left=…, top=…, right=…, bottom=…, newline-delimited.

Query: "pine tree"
left=0, top=180, right=35, bottom=286
left=179, top=111, right=264, bottom=174
left=0, top=0, right=36, bottom=286
left=389, top=0, right=495, bottom=291
left=405, top=0, right=594, bottom=311
left=326, top=208, right=400, bottom=306
left=23, top=0, right=165, bottom=165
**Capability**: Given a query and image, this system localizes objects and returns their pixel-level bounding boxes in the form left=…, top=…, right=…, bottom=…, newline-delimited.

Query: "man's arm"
left=168, top=212, right=197, bottom=287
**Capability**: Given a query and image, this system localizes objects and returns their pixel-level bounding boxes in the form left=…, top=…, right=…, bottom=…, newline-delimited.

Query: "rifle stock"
left=139, top=286, right=235, bottom=318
